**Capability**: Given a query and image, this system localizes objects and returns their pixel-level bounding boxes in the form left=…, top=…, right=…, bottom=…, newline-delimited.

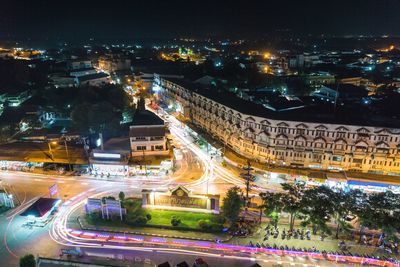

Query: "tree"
left=331, top=190, right=355, bottom=238
left=71, top=101, right=122, bottom=136
left=280, top=182, right=306, bottom=231
left=70, top=102, right=91, bottom=133
left=19, top=254, right=36, bottom=267
left=222, top=187, right=243, bottom=225
left=355, top=191, right=400, bottom=241
left=301, top=186, right=335, bottom=235
left=259, top=191, right=283, bottom=227
left=118, top=191, right=125, bottom=202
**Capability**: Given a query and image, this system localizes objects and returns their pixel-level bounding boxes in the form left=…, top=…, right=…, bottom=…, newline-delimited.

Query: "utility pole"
left=47, top=142, right=54, bottom=160
left=241, top=160, right=254, bottom=208
left=63, top=139, right=71, bottom=171
left=142, top=149, right=147, bottom=176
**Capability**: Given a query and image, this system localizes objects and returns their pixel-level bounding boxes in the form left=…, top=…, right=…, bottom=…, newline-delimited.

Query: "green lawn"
left=145, top=209, right=219, bottom=228
left=114, top=198, right=223, bottom=231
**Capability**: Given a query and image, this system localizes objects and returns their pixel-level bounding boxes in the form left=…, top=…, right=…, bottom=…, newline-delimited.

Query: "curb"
left=76, top=217, right=232, bottom=242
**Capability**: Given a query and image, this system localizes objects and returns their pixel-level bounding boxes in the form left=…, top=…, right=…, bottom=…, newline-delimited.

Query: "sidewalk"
left=232, top=222, right=400, bottom=260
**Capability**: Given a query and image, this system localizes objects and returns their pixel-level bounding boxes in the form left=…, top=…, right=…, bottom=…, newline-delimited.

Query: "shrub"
left=209, top=222, right=223, bottom=231
left=20, top=254, right=36, bottom=267
left=101, top=196, right=116, bottom=204
left=171, top=216, right=181, bottom=227
left=146, top=213, right=152, bottom=221
left=118, top=191, right=125, bottom=202
left=133, top=216, right=148, bottom=224
left=87, top=211, right=102, bottom=224
left=197, top=219, right=210, bottom=229
left=123, top=199, right=135, bottom=209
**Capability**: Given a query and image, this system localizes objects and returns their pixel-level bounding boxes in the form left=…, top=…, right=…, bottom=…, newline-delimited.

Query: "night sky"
left=1, top=0, right=400, bottom=41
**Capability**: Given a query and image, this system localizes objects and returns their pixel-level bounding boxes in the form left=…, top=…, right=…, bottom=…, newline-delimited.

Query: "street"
left=0, top=114, right=395, bottom=267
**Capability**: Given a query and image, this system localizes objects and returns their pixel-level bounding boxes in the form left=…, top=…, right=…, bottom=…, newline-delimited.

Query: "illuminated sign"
left=93, top=153, right=121, bottom=159
left=154, top=195, right=207, bottom=209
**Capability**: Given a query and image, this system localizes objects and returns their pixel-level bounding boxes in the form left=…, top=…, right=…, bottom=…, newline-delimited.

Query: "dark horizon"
left=1, top=0, right=400, bottom=42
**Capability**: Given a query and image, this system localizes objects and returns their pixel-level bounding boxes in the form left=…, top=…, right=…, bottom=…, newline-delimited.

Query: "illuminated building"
left=67, top=60, right=110, bottom=87
left=160, top=47, right=205, bottom=64
left=98, top=55, right=131, bottom=73
left=130, top=98, right=168, bottom=157
left=156, top=76, right=400, bottom=176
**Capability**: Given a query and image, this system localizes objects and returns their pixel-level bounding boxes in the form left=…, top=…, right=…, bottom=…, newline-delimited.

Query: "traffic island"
left=74, top=188, right=229, bottom=241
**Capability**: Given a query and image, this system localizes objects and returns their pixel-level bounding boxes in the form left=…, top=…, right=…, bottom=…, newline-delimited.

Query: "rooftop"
left=0, top=141, right=88, bottom=164
left=131, top=110, right=164, bottom=126
left=166, top=78, right=400, bottom=129
left=20, top=198, right=60, bottom=218
left=78, top=72, right=109, bottom=82
left=129, top=126, right=165, bottom=137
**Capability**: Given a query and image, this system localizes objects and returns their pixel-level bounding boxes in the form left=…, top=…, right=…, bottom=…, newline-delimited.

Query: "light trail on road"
left=48, top=182, right=399, bottom=267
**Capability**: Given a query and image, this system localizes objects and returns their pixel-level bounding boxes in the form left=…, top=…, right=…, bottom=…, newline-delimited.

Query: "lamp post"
left=63, top=139, right=71, bottom=171
left=47, top=141, right=57, bottom=160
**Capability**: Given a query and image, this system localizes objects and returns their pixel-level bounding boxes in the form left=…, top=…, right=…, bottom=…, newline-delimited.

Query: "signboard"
left=104, top=199, right=124, bottom=220
left=155, top=195, right=207, bottom=209
left=154, top=186, right=207, bottom=209
left=85, top=198, right=104, bottom=218
left=143, top=186, right=220, bottom=213
left=87, top=198, right=102, bottom=207
left=105, top=199, right=121, bottom=208
left=93, top=153, right=121, bottom=159
left=49, top=184, right=58, bottom=198
left=61, top=249, right=82, bottom=256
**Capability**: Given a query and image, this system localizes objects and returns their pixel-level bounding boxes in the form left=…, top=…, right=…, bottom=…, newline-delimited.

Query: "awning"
left=326, top=171, right=347, bottom=182
left=308, top=171, right=327, bottom=182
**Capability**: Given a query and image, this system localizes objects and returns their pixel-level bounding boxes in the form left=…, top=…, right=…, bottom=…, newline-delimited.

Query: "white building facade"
left=155, top=75, right=400, bottom=175
left=130, top=124, right=168, bottom=157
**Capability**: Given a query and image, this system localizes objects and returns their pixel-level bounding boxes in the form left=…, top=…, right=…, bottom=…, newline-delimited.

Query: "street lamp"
left=47, top=141, right=56, bottom=160
left=62, top=139, right=71, bottom=171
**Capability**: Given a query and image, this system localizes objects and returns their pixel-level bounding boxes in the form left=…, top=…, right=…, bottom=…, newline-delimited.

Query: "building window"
left=296, top=129, right=305, bottom=135
left=335, top=144, right=344, bottom=150
left=155, top=145, right=164, bottom=150
left=336, top=132, right=346, bottom=138
left=137, top=146, right=146, bottom=151
left=332, top=156, right=342, bottom=162
left=278, top=127, right=286, bottom=134
left=295, top=141, right=304, bottom=146
left=315, top=142, right=324, bottom=148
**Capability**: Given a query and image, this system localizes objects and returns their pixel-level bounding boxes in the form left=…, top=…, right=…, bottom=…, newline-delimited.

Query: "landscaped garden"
left=86, top=196, right=225, bottom=232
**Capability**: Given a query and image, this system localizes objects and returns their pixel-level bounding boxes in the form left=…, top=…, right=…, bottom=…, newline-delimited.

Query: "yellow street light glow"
left=263, top=52, right=271, bottom=59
